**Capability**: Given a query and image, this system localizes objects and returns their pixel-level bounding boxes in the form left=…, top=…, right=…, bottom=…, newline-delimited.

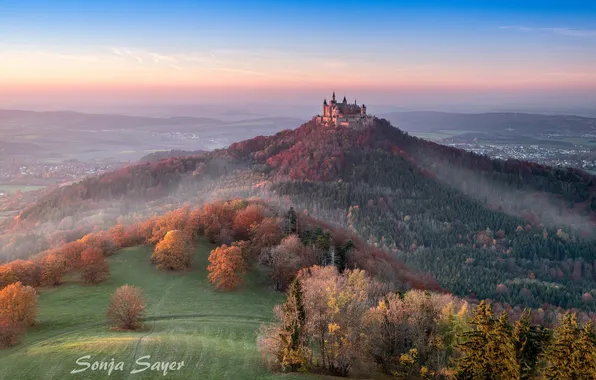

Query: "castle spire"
left=342, top=96, right=347, bottom=103
left=324, top=98, right=327, bottom=105
left=332, top=91, right=336, bottom=102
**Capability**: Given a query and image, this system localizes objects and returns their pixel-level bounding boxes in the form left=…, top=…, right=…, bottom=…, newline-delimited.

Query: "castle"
left=316, top=92, right=369, bottom=127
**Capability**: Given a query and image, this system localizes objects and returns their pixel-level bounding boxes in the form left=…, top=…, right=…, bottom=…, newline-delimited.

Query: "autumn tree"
left=40, top=253, right=67, bottom=286
left=106, top=285, right=146, bottom=330
left=259, top=235, right=303, bottom=290
left=233, top=204, right=265, bottom=240
left=80, top=247, right=110, bottom=285
left=79, top=231, right=118, bottom=256
left=279, top=278, right=308, bottom=371
left=151, top=230, right=192, bottom=270
left=149, top=207, right=190, bottom=244
left=207, top=244, right=246, bottom=290
left=245, top=217, right=283, bottom=259
left=0, top=282, right=39, bottom=326
left=0, top=317, right=24, bottom=348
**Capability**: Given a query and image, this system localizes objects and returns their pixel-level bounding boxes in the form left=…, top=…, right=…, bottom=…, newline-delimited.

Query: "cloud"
left=500, top=25, right=596, bottom=37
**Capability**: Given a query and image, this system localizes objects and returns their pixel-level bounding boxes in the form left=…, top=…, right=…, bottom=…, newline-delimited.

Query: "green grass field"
left=0, top=241, right=320, bottom=380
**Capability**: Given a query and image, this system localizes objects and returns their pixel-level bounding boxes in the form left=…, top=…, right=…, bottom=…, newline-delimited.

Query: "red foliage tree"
left=106, top=285, right=146, bottom=330
left=80, top=247, right=109, bottom=285
left=40, top=253, right=67, bottom=286
left=0, top=317, right=24, bottom=348
left=232, top=204, right=265, bottom=240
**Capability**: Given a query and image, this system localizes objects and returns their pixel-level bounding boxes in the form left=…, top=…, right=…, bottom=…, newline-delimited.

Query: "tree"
left=279, top=278, right=308, bottom=371
left=106, top=285, right=145, bottom=330
left=542, top=313, right=580, bottom=380
left=151, top=230, right=192, bottom=270
left=259, top=235, right=303, bottom=290
left=80, top=247, right=109, bottom=285
left=0, top=317, right=24, bottom=348
left=455, top=300, right=497, bottom=379
left=512, top=310, right=549, bottom=380
left=570, top=320, right=596, bottom=378
left=233, top=204, right=265, bottom=240
left=0, top=282, right=39, bottom=326
left=284, top=207, right=297, bottom=234
left=207, top=244, right=246, bottom=290
left=40, top=253, right=67, bottom=286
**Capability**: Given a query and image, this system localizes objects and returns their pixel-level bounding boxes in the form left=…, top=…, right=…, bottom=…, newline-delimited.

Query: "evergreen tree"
left=280, top=278, right=307, bottom=372
left=543, top=313, right=580, bottom=380
left=487, top=311, right=517, bottom=379
left=285, top=207, right=297, bottom=235
left=512, top=310, right=549, bottom=380
left=455, top=300, right=496, bottom=379
left=570, top=320, right=596, bottom=379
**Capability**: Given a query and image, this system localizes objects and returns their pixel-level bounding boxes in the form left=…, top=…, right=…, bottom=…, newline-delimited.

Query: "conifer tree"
left=454, top=300, right=496, bottom=379
left=543, top=313, right=580, bottom=380
left=280, top=278, right=307, bottom=372
left=570, top=320, right=596, bottom=379
left=512, top=310, right=548, bottom=380
left=285, top=207, right=297, bottom=235
left=487, top=311, right=517, bottom=379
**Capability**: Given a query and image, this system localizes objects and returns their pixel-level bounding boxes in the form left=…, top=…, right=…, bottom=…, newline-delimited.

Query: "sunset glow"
left=1, top=0, right=595, bottom=106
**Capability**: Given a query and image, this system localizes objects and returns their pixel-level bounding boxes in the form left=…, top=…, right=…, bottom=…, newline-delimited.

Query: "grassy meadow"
left=0, top=240, right=320, bottom=380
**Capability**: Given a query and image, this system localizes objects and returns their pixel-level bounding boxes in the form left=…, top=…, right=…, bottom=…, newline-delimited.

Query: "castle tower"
left=342, top=96, right=347, bottom=104
left=332, top=91, right=336, bottom=103
left=323, top=98, right=328, bottom=117
left=361, top=104, right=367, bottom=115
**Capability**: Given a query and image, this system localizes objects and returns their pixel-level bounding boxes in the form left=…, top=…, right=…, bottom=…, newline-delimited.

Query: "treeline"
left=259, top=268, right=596, bottom=379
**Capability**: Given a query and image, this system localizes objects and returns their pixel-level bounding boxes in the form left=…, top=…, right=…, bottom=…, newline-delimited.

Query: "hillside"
left=0, top=241, right=315, bottom=380
left=10, top=117, right=596, bottom=312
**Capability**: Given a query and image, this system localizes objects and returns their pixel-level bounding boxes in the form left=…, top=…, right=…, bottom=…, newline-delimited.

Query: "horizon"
left=1, top=0, right=596, bottom=111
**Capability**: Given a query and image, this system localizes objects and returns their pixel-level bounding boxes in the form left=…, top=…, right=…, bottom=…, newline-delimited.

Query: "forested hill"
left=12, top=117, right=596, bottom=312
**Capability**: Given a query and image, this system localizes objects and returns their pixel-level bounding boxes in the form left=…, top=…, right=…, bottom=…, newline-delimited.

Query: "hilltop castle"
left=316, top=92, right=370, bottom=127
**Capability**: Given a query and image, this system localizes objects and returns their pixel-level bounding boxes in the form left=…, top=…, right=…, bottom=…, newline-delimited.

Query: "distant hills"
left=379, top=111, right=596, bottom=135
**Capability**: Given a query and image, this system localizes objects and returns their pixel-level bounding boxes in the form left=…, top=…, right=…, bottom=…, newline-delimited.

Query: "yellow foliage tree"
left=151, top=230, right=192, bottom=270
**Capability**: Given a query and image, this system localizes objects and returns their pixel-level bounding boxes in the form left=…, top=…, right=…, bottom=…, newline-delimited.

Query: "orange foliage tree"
left=151, top=230, right=192, bottom=270
left=233, top=204, right=265, bottom=240
left=106, top=284, right=145, bottom=330
left=40, top=253, right=67, bottom=286
left=0, top=281, right=39, bottom=326
left=246, top=217, right=284, bottom=259
left=207, top=244, right=246, bottom=290
left=80, top=247, right=110, bottom=285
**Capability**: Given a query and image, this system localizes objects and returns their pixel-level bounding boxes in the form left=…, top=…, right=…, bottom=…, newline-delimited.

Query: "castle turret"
left=332, top=91, right=336, bottom=103
left=342, top=96, right=347, bottom=104
left=361, top=104, right=367, bottom=115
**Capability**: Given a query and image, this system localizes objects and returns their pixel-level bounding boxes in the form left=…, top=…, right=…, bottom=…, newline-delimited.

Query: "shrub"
left=106, top=285, right=145, bottom=330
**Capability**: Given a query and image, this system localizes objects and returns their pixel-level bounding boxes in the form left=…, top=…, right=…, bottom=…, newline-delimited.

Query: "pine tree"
left=455, top=300, right=496, bottom=379
left=487, top=311, right=517, bottom=379
left=280, top=278, right=307, bottom=372
left=543, top=313, right=580, bottom=380
left=512, top=310, right=548, bottom=380
left=570, top=320, right=596, bottom=379
left=285, top=207, right=297, bottom=235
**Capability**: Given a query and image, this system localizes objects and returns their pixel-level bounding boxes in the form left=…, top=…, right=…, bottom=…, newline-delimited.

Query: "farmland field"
left=0, top=241, right=320, bottom=380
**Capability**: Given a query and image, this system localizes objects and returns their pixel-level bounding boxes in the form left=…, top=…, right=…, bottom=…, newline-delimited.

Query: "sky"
left=1, top=0, right=596, bottom=111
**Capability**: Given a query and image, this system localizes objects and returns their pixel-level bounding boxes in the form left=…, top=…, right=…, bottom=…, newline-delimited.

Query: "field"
left=0, top=241, right=320, bottom=380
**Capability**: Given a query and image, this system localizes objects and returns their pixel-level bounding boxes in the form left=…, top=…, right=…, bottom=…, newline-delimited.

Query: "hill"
left=0, top=241, right=317, bottom=380
left=9, top=117, right=596, bottom=311
left=380, top=111, right=596, bottom=135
